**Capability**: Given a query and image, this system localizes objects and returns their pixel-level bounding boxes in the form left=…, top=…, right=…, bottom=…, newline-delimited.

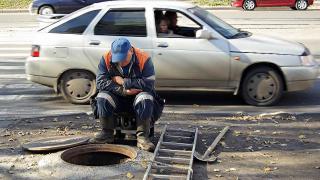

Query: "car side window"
left=49, top=10, right=100, bottom=34
left=155, top=9, right=201, bottom=38
left=94, top=9, right=147, bottom=37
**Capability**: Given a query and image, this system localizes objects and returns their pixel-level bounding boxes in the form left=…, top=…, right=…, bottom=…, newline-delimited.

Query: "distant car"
left=232, top=0, right=314, bottom=10
left=29, top=0, right=111, bottom=15
left=26, top=1, right=319, bottom=106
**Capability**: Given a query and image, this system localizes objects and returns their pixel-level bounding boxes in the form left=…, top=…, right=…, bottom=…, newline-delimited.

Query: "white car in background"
left=26, top=1, right=319, bottom=106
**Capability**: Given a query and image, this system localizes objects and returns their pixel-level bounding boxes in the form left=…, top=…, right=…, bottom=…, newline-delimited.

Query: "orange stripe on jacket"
left=104, top=48, right=149, bottom=72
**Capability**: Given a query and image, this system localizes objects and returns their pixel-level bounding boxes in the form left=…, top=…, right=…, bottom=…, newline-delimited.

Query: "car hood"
left=228, top=34, right=305, bottom=56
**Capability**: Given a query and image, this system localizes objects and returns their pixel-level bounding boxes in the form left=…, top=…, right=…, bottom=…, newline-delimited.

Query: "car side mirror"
left=196, top=29, right=214, bottom=39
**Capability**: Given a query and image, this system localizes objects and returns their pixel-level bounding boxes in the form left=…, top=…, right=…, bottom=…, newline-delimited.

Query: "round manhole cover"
left=61, top=144, right=137, bottom=166
left=22, top=136, right=89, bottom=152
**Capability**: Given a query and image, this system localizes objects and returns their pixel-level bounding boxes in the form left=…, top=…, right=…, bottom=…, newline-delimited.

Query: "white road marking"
left=0, top=48, right=30, bottom=51
left=0, top=66, right=24, bottom=70
left=0, top=42, right=31, bottom=45
left=0, top=53, right=28, bottom=58
left=0, top=94, right=57, bottom=101
left=0, top=74, right=26, bottom=79
left=0, top=59, right=25, bottom=63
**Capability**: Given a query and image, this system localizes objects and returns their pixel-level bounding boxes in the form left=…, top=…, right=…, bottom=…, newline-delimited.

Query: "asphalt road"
left=0, top=10, right=320, bottom=121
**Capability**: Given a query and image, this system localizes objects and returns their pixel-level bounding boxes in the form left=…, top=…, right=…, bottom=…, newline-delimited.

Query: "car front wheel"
left=295, top=0, right=308, bottom=10
left=241, top=67, right=284, bottom=106
left=243, top=0, right=256, bottom=10
left=39, top=5, right=54, bottom=15
left=59, top=70, right=96, bottom=104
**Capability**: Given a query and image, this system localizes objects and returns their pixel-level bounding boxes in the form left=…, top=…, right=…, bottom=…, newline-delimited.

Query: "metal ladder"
left=143, top=125, right=198, bottom=180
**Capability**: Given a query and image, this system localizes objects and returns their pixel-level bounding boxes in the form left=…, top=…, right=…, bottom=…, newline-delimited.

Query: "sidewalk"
left=0, top=113, right=319, bottom=179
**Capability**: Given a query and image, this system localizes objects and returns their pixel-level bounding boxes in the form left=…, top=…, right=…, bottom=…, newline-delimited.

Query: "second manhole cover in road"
left=22, top=136, right=89, bottom=152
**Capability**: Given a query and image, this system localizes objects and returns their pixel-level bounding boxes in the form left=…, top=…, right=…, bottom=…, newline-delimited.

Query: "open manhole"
left=61, top=144, right=137, bottom=166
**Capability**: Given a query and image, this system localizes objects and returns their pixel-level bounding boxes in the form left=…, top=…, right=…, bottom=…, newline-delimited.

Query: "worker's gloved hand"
left=125, top=89, right=142, bottom=95
left=112, top=76, right=124, bottom=85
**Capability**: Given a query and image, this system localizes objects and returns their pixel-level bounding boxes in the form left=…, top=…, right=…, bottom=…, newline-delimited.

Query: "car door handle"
left=89, top=40, right=101, bottom=46
left=157, top=42, right=168, bottom=48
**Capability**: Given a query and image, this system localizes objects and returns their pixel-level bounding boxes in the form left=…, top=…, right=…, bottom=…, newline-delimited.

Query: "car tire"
left=241, top=67, right=284, bottom=106
left=295, top=0, right=308, bottom=10
left=290, top=7, right=297, bottom=10
left=39, top=5, right=54, bottom=15
left=242, top=0, right=256, bottom=11
left=59, top=70, right=96, bottom=104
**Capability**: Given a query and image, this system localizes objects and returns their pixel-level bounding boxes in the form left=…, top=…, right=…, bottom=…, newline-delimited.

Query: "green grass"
left=192, top=0, right=231, bottom=6
left=0, top=0, right=32, bottom=9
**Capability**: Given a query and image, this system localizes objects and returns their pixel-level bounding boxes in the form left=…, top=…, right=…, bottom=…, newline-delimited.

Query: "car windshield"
left=188, top=6, right=243, bottom=39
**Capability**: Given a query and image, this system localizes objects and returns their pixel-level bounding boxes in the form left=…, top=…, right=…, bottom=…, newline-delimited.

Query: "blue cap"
left=111, top=38, right=131, bottom=63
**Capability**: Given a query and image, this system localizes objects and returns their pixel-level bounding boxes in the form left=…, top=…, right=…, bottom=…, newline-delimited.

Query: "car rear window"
left=94, top=9, right=147, bottom=37
left=49, top=9, right=100, bottom=35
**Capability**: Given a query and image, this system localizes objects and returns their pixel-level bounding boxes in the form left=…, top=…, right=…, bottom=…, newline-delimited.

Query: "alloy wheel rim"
left=297, top=0, right=307, bottom=9
left=64, top=72, right=94, bottom=100
left=245, top=0, right=255, bottom=10
left=247, top=73, right=277, bottom=102
left=41, top=8, right=53, bottom=15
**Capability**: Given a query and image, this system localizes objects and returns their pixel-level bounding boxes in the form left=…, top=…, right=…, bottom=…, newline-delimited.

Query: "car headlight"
left=300, top=55, right=316, bottom=66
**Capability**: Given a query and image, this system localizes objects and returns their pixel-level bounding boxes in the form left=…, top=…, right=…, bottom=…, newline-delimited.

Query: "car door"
left=258, top=0, right=287, bottom=6
left=83, top=7, right=153, bottom=72
left=152, top=9, right=230, bottom=89
left=57, top=0, right=87, bottom=14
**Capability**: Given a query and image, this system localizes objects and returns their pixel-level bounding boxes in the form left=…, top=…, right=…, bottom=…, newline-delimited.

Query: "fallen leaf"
left=254, top=130, right=261, bottom=133
left=215, top=174, right=222, bottom=177
left=263, top=167, right=272, bottom=173
left=126, top=172, right=134, bottom=179
left=299, top=135, right=306, bottom=139
left=213, top=169, right=220, bottom=172
left=229, top=168, right=237, bottom=171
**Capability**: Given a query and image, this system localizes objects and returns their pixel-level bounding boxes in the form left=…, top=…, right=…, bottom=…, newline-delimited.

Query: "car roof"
left=92, top=0, right=195, bottom=9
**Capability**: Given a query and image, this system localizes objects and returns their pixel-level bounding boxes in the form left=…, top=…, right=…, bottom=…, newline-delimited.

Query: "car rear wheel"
left=59, top=70, right=96, bottom=104
left=39, top=5, right=54, bottom=15
left=295, top=0, right=308, bottom=10
left=241, top=67, right=284, bottom=106
left=243, top=0, right=256, bottom=10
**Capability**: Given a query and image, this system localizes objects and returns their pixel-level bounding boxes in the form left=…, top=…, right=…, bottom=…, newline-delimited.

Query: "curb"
left=0, top=9, right=29, bottom=13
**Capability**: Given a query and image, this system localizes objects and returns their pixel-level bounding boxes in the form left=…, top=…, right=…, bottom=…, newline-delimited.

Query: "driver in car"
left=90, top=38, right=163, bottom=152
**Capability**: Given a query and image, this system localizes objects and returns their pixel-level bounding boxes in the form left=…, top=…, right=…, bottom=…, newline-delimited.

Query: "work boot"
left=89, top=117, right=115, bottom=144
left=136, top=119, right=155, bottom=152
left=137, top=135, right=155, bottom=152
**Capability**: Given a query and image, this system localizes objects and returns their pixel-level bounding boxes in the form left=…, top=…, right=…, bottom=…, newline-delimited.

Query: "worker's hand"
left=112, top=76, right=124, bottom=85
left=125, top=89, right=142, bottom=95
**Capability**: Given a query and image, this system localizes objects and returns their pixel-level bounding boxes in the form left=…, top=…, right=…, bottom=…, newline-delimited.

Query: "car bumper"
left=29, top=3, right=38, bottom=14
left=27, top=74, right=57, bottom=89
left=281, top=65, right=319, bottom=92
left=231, top=1, right=242, bottom=7
left=26, top=57, right=58, bottom=91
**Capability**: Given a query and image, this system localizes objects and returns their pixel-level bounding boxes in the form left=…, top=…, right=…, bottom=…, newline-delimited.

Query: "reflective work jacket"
left=96, top=47, right=156, bottom=96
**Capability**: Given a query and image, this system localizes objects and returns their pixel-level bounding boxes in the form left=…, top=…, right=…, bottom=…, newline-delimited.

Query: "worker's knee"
left=96, top=92, right=116, bottom=118
left=133, top=92, right=154, bottom=120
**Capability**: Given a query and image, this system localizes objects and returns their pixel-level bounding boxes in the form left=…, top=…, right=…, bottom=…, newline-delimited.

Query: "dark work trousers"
left=96, top=91, right=157, bottom=135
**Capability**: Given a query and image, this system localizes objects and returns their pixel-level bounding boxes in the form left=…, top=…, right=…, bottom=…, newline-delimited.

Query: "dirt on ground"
left=0, top=112, right=319, bottom=179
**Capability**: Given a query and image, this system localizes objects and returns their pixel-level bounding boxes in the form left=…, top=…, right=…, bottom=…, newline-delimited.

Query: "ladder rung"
left=162, top=142, right=193, bottom=148
left=155, top=156, right=190, bottom=164
left=167, top=129, right=195, bottom=133
left=159, top=148, right=192, bottom=155
left=149, top=173, right=186, bottom=179
left=165, top=134, right=193, bottom=139
left=151, top=164, right=189, bottom=172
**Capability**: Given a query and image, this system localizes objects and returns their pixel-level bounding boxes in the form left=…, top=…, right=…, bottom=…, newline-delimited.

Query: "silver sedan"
left=26, top=1, right=319, bottom=106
